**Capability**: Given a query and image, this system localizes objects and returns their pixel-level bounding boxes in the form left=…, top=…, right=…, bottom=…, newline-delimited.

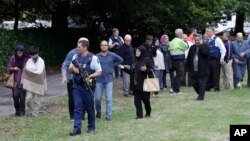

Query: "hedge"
left=0, top=28, right=102, bottom=75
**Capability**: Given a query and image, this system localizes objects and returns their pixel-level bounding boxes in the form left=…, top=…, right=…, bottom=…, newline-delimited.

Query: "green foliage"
left=0, top=28, right=107, bottom=75
left=1, top=86, right=250, bottom=140
left=0, top=28, right=87, bottom=75
left=0, top=29, right=16, bottom=75
left=1, top=0, right=238, bottom=34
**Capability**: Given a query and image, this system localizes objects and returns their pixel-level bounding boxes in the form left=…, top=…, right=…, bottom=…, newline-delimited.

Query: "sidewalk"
left=0, top=73, right=67, bottom=116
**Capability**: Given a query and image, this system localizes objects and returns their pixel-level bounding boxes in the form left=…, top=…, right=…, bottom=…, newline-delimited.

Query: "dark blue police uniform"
left=72, top=53, right=96, bottom=133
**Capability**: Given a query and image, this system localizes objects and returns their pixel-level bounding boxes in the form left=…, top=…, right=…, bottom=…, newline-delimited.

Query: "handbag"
left=143, top=70, right=160, bottom=92
left=4, top=73, right=14, bottom=89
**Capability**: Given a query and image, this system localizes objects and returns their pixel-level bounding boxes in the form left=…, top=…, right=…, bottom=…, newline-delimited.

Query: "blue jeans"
left=95, top=82, right=113, bottom=119
left=155, top=70, right=164, bottom=89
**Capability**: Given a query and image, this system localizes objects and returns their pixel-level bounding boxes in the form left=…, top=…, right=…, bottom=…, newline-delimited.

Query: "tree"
left=43, top=0, right=70, bottom=29
left=13, top=0, right=21, bottom=30
left=0, top=0, right=233, bottom=35
left=0, top=0, right=69, bottom=30
left=223, top=0, right=250, bottom=35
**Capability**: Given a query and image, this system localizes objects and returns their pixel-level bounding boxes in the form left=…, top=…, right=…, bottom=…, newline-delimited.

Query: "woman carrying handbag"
left=119, top=46, right=154, bottom=119
left=7, top=45, right=29, bottom=116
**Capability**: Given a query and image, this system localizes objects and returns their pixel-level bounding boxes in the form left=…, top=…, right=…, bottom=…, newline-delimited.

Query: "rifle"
left=72, top=59, right=95, bottom=94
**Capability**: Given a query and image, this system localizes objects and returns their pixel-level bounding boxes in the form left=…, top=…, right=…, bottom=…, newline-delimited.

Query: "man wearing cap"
left=61, top=37, right=88, bottom=120
left=68, top=39, right=102, bottom=136
left=232, top=32, right=250, bottom=88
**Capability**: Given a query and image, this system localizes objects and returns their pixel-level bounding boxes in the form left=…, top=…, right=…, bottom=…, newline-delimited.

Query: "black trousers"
left=191, top=76, right=207, bottom=100
left=67, top=80, right=74, bottom=119
left=172, top=60, right=185, bottom=93
left=133, top=90, right=151, bottom=118
left=114, top=66, right=123, bottom=78
left=12, top=87, right=26, bottom=114
left=207, top=59, right=221, bottom=91
left=181, top=62, right=192, bottom=87
left=67, top=80, right=85, bottom=119
left=163, top=70, right=175, bottom=89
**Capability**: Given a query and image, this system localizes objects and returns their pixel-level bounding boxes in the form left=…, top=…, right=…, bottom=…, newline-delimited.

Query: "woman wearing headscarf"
left=119, top=46, right=154, bottom=119
left=7, top=44, right=29, bottom=116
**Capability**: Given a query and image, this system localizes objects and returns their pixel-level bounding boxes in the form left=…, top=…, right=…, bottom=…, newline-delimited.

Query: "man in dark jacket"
left=187, top=35, right=210, bottom=101
left=142, top=35, right=157, bottom=59
left=118, top=34, right=134, bottom=97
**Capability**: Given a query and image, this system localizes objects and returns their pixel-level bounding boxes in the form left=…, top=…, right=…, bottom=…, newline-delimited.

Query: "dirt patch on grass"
left=113, top=78, right=128, bottom=98
left=41, top=104, right=68, bottom=117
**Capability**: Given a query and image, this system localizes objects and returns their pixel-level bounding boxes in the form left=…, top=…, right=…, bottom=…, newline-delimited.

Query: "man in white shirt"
left=206, top=27, right=226, bottom=92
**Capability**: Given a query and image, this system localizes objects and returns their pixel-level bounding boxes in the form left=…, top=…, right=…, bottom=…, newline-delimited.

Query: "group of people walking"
left=7, top=45, right=46, bottom=117
left=6, top=26, right=250, bottom=136
left=61, top=31, right=155, bottom=135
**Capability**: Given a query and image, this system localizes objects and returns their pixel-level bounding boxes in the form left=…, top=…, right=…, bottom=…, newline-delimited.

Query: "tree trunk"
left=234, top=10, right=245, bottom=35
left=51, top=0, right=70, bottom=30
left=14, top=0, right=20, bottom=30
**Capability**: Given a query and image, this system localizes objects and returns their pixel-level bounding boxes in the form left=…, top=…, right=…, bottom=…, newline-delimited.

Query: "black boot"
left=69, top=129, right=81, bottom=136
left=96, top=112, right=101, bottom=118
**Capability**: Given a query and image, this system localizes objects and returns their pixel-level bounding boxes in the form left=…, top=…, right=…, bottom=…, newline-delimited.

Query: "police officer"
left=61, top=37, right=89, bottom=120
left=69, top=39, right=102, bottom=136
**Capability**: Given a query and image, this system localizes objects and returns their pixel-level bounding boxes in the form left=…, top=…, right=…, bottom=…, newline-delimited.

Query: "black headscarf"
left=135, top=46, right=149, bottom=71
left=136, top=46, right=148, bottom=60
left=14, top=45, right=28, bottom=69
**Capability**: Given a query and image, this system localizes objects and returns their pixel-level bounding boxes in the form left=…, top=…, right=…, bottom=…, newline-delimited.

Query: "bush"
left=0, top=28, right=102, bottom=75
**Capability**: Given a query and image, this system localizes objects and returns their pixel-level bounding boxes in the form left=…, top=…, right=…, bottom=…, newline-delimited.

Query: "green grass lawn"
left=1, top=86, right=250, bottom=141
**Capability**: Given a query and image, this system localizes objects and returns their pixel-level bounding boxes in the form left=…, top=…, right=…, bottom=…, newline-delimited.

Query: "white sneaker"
left=169, top=89, right=174, bottom=93
left=236, top=82, right=242, bottom=88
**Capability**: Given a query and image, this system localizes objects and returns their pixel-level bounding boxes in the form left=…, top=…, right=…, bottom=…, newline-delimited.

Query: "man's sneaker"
left=87, top=129, right=95, bottom=134
left=169, top=89, right=174, bottom=94
left=69, top=129, right=81, bottom=136
left=161, top=88, right=167, bottom=91
left=236, top=82, right=242, bottom=88
left=105, top=117, right=111, bottom=121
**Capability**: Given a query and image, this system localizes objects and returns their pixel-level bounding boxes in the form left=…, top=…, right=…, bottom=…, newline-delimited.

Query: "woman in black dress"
left=119, top=46, right=154, bottom=119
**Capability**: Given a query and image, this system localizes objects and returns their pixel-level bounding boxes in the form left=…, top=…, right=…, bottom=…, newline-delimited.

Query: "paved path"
left=0, top=73, right=67, bottom=116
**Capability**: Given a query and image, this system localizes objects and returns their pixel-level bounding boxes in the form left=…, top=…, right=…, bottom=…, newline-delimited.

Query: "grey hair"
left=237, top=32, right=243, bottom=37
left=124, top=34, right=132, bottom=40
left=175, top=28, right=183, bottom=36
left=78, top=40, right=90, bottom=48
left=78, top=37, right=89, bottom=43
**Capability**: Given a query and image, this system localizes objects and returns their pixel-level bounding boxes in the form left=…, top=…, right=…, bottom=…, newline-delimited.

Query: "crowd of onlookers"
left=108, top=27, right=250, bottom=101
